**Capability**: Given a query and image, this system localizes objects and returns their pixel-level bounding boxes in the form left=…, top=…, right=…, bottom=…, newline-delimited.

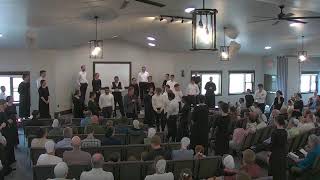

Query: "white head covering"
left=181, top=137, right=190, bottom=149
left=292, top=118, right=300, bottom=127
left=147, top=128, right=156, bottom=138
left=54, top=162, right=68, bottom=178
left=223, top=155, right=235, bottom=169
left=52, top=119, right=59, bottom=128
left=45, top=141, right=55, bottom=153
left=156, top=159, right=166, bottom=174
left=133, top=120, right=140, bottom=129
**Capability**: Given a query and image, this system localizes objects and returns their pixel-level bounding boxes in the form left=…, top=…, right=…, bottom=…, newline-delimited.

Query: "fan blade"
left=252, top=15, right=275, bottom=18
left=135, top=0, right=165, bottom=7
left=120, top=0, right=130, bottom=9
left=283, top=13, right=294, bottom=18
left=248, top=18, right=277, bottom=23
left=272, top=21, right=280, bottom=25
left=284, top=19, right=307, bottom=24
left=284, top=16, right=320, bottom=19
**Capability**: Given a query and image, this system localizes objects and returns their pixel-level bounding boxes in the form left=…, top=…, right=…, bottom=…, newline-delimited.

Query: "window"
left=229, top=71, right=255, bottom=94
left=0, top=72, right=28, bottom=103
left=191, top=71, right=222, bottom=95
left=300, top=73, right=318, bottom=93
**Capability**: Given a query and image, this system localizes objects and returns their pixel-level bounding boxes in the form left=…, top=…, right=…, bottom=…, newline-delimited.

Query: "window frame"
left=300, top=71, right=319, bottom=94
left=190, top=70, right=223, bottom=96
left=0, top=71, right=30, bottom=104
left=228, top=70, right=255, bottom=95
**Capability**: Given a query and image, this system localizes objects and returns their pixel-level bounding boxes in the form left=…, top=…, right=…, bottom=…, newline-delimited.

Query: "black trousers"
left=139, top=82, right=148, bottom=101
left=154, top=110, right=165, bottom=131
left=80, top=83, right=88, bottom=103
left=258, top=103, right=266, bottom=113
left=205, top=94, right=215, bottom=109
left=95, top=91, right=101, bottom=104
left=167, top=115, right=178, bottom=142
left=102, top=106, right=113, bottom=118
left=113, top=93, right=125, bottom=116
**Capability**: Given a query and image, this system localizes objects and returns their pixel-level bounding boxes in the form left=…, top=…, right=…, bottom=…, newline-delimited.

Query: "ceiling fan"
left=249, top=5, right=320, bottom=25
left=120, top=0, right=165, bottom=9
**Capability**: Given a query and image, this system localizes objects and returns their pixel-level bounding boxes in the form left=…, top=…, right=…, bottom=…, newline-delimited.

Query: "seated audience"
left=237, top=98, right=247, bottom=115
left=106, top=120, right=113, bottom=128
left=279, top=106, right=288, bottom=119
left=144, top=128, right=156, bottom=144
left=31, top=127, right=52, bottom=148
left=298, top=111, right=315, bottom=133
left=81, top=128, right=101, bottom=148
left=24, top=110, right=43, bottom=126
left=80, top=111, right=92, bottom=127
left=101, top=127, right=121, bottom=146
left=194, top=145, right=206, bottom=159
left=179, top=168, right=193, bottom=180
left=240, top=149, right=262, bottom=179
left=229, top=123, right=249, bottom=151
left=217, top=155, right=237, bottom=180
left=80, top=153, right=114, bottom=180
left=143, top=135, right=171, bottom=161
left=287, top=100, right=294, bottom=118
left=56, top=127, right=73, bottom=149
left=37, top=141, right=62, bottom=165
left=267, top=109, right=280, bottom=126
left=256, top=117, right=267, bottom=130
left=48, top=119, right=63, bottom=136
left=63, top=136, right=91, bottom=165
left=172, top=137, right=194, bottom=160
left=144, top=158, right=174, bottom=180
left=287, top=118, right=300, bottom=139
left=246, top=112, right=258, bottom=133
left=84, top=115, right=105, bottom=134
left=128, top=120, right=145, bottom=136
left=48, top=162, right=74, bottom=180
left=108, top=152, right=121, bottom=163
left=273, top=90, right=284, bottom=110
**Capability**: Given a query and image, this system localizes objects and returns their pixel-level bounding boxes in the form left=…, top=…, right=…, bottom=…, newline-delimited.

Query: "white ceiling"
left=1, top=0, right=320, bottom=55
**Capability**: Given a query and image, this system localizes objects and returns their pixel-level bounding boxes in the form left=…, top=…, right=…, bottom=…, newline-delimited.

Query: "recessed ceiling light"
left=264, top=46, right=271, bottom=50
left=148, top=43, right=156, bottom=47
left=290, top=23, right=301, bottom=27
left=147, top=37, right=156, bottom=41
left=185, top=7, right=195, bottom=13
left=112, top=35, right=119, bottom=38
left=0, top=34, right=3, bottom=37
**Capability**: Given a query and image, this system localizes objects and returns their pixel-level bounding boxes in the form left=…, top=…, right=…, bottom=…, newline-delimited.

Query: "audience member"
left=298, top=111, right=315, bottom=133
left=273, top=90, right=284, bottom=110
left=108, top=152, right=121, bottom=163
left=179, top=168, right=193, bottom=180
left=129, top=120, right=145, bottom=136
left=80, top=153, right=114, bottom=180
left=84, top=115, right=105, bottom=134
left=144, top=128, right=156, bottom=144
left=56, top=127, right=73, bottom=149
left=240, top=149, right=262, bottom=179
left=254, top=84, right=267, bottom=113
left=24, top=110, right=43, bottom=126
left=63, top=136, right=91, bottom=165
left=37, top=141, right=62, bottom=165
left=143, top=135, right=171, bottom=161
left=80, top=111, right=92, bottom=127
left=99, top=87, right=114, bottom=118
left=287, top=100, right=294, bottom=118
left=48, top=119, right=63, bottom=136
left=144, top=158, right=174, bottom=180
left=81, top=128, right=101, bottom=148
left=286, top=118, right=300, bottom=139
left=101, top=127, right=121, bottom=146
left=31, top=128, right=52, bottom=148
left=172, top=137, right=194, bottom=160
left=194, top=145, right=206, bottom=159
left=166, top=92, right=179, bottom=141
left=48, top=162, right=74, bottom=180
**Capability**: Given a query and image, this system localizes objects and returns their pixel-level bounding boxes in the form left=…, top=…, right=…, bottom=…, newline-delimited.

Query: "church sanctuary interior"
left=1, top=0, right=320, bottom=179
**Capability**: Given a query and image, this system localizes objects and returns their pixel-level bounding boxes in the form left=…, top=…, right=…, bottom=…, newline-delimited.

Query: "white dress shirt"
left=166, top=99, right=179, bottom=118
left=173, top=90, right=183, bottom=102
left=80, top=168, right=114, bottom=180
left=166, top=80, right=177, bottom=91
left=78, top=71, right=88, bottom=85
left=99, top=93, right=115, bottom=110
left=36, top=154, right=62, bottom=165
left=186, top=83, right=200, bottom=96
left=152, top=94, right=166, bottom=112
left=0, top=92, right=6, bottom=100
left=138, top=71, right=149, bottom=83
left=254, top=89, right=267, bottom=104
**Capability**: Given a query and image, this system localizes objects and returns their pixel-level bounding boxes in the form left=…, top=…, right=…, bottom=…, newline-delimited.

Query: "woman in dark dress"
left=292, top=93, right=304, bottom=118
left=269, top=115, right=288, bottom=180
left=73, top=90, right=83, bottom=118
left=88, top=92, right=99, bottom=116
left=273, top=90, right=284, bottom=110
left=92, top=73, right=102, bottom=104
left=18, top=74, right=30, bottom=118
left=213, top=102, right=232, bottom=155
left=5, top=96, right=18, bottom=145
left=130, top=77, right=140, bottom=99
left=190, top=95, right=209, bottom=151
left=38, top=80, right=51, bottom=118
left=144, top=87, right=154, bottom=126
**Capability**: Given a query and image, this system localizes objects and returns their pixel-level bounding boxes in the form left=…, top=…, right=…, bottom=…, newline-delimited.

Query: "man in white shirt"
left=166, top=74, right=177, bottom=91
left=152, top=88, right=166, bottom=132
left=0, top=86, right=6, bottom=100
left=186, top=77, right=199, bottom=105
left=77, top=65, right=88, bottom=103
left=138, top=65, right=150, bottom=101
left=37, top=141, right=62, bottom=165
left=144, top=159, right=174, bottom=180
left=36, top=70, right=47, bottom=89
left=166, top=92, right=179, bottom=141
left=80, top=153, right=114, bottom=180
left=254, top=84, right=267, bottom=113
left=99, top=87, right=114, bottom=118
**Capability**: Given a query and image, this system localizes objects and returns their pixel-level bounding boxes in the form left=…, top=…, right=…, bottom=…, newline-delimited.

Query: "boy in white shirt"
left=99, top=87, right=114, bottom=118
left=152, top=88, right=166, bottom=132
left=186, top=77, right=199, bottom=105
left=166, top=74, right=177, bottom=91
left=166, top=92, right=179, bottom=142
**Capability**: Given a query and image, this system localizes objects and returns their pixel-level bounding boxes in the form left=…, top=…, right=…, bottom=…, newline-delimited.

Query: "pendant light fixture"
left=89, top=16, right=103, bottom=59
left=220, top=27, right=230, bottom=61
left=191, top=0, right=218, bottom=51
left=297, top=35, right=307, bottom=63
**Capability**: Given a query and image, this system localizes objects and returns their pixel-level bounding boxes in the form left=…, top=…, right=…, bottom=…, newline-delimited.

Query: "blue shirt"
left=80, top=117, right=91, bottom=127
left=298, top=144, right=320, bottom=170
left=55, top=138, right=72, bottom=149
